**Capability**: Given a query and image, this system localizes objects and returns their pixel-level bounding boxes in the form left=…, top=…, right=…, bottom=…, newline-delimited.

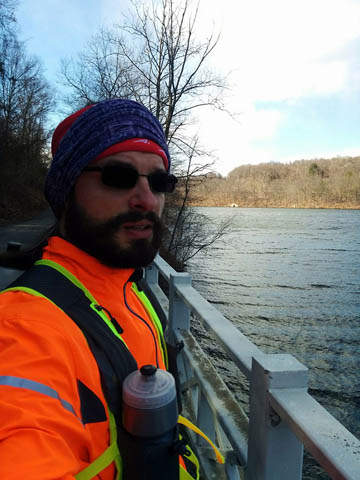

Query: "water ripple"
left=187, top=207, right=360, bottom=456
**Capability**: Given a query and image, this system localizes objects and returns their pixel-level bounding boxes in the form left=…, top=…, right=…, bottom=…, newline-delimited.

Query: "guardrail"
left=145, top=255, right=360, bottom=480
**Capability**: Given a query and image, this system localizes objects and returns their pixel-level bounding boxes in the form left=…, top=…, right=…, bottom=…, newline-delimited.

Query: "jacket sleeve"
left=0, top=292, right=102, bottom=480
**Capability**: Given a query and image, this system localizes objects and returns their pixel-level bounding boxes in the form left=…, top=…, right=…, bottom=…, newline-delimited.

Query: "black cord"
left=94, top=304, right=124, bottom=334
left=123, top=280, right=159, bottom=369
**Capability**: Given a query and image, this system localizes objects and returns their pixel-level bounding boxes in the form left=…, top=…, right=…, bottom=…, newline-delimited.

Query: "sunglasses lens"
left=165, top=174, right=178, bottom=193
left=97, top=164, right=177, bottom=193
left=149, top=173, right=177, bottom=193
left=101, top=165, right=138, bottom=189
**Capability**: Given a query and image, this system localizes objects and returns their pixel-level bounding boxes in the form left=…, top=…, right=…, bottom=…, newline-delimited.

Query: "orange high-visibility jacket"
left=0, top=236, right=166, bottom=480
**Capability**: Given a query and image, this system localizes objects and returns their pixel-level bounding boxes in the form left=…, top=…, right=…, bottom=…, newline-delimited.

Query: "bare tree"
left=61, top=28, right=136, bottom=107
left=162, top=135, right=231, bottom=263
left=62, top=0, right=226, bottom=149
left=0, top=17, right=55, bottom=220
left=0, top=35, right=54, bottom=167
left=61, top=0, right=232, bottom=268
left=0, top=0, right=17, bottom=33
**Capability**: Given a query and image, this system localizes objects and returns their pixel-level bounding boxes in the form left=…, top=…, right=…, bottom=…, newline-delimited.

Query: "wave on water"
left=321, top=248, right=349, bottom=252
left=219, top=280, right=253, bottom=288
left=254, top=283, right=336, bottom=290
left=274, top=284, right=308, bottom=290
left=309, top=284, right=333, bottom=289
left=318, top=226, right=345, bottom=231
left=247, top=250, right=289, bottom=255
left=309, top=387, right=360, bottom=403
left=194, top=279, right=255, bottom=289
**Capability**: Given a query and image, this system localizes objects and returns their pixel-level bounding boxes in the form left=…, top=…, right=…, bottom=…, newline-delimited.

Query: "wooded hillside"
left=189, top=156, right=360, bottom=209
left=0, top=0, right=53, bottom=223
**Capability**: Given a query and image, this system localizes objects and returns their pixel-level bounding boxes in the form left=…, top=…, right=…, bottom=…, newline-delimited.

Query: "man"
left=0, top=99, right=181, bottom=479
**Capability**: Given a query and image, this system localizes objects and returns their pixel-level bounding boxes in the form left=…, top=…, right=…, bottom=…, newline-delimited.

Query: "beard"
left=63, top=195, right=163, bottom=268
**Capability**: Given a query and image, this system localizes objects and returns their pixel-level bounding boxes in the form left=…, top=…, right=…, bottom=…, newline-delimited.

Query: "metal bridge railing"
left=145, top=256, right=360, bottom=480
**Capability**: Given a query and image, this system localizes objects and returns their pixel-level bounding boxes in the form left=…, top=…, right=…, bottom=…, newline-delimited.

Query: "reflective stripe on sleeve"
left=0, top=375, right=82, bottom=422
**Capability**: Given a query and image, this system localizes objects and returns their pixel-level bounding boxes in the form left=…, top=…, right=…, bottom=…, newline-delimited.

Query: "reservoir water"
left=186, top=207, right=360, bottom=479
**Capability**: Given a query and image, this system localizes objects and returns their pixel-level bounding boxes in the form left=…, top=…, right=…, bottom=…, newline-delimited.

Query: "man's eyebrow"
left=94, top=160, right=166, bottom=173
left=91, top=159, right=134, bottom=169
left=100, top=160, right=132, bottom=167
left=151, top=166, right=167, bottom=173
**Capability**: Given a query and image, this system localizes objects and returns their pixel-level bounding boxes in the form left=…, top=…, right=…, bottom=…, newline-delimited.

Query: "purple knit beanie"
left=45, top=99, right=170, bottom=218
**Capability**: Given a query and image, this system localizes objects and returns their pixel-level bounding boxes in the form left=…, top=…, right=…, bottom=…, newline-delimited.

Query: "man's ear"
left=58, top=192, right=72, bottom=238
left=58, top=211, right=67, bottom=238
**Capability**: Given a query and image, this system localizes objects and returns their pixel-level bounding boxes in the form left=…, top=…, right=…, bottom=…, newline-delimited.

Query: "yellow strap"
left=34, top=259, right=127, bottom=344
left=131, top=283, right=168, bottom=369
left=108, top=410, right=122, bottom=479
left=1, top=286, right=58, bottom=305
left=179, top=437, right=200, bottom=480
left=74, top=442, right=118, bottom=480
left=75, top=410, right=121, bottom=480
left=178, top=415, right=225, bottom=464
left=180, top=465, right=196, bottom=480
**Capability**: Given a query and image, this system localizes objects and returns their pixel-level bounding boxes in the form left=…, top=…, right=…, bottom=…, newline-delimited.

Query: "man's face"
left=61, top=151, right=166, bottom=268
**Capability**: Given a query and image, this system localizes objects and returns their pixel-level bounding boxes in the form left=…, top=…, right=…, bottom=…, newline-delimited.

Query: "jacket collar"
left=42, top=236, right=142, bottom=290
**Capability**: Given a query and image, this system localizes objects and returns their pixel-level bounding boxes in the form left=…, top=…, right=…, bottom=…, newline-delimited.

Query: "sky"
left=16, top=0, right=360, bottom=176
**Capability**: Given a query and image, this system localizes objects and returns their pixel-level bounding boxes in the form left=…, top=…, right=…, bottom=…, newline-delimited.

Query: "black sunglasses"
left=83, top=163, right=177, bottom=193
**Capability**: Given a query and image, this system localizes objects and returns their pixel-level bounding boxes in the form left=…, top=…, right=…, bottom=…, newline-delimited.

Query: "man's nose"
left=128, top=176, right=160, bottom=211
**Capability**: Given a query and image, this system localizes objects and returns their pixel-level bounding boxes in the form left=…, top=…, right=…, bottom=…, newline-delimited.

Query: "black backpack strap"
left=9, top=264, right=138, bottom=417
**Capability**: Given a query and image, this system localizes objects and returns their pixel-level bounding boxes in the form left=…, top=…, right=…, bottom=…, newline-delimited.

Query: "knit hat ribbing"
left=45, top=99, right=170, bottom=218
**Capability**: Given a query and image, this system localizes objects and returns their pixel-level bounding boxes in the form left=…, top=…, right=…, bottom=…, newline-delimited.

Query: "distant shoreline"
left=189, top=203, right=360, bottom=210
left=188, top=157, right=360, bottom=211
left=0, top=203, right=359, bottom=227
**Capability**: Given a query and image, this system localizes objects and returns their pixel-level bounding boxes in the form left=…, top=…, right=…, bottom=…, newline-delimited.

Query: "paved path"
left=0, top=210, right=55, bottom=252
left=0, top=210, right=55, bottom=288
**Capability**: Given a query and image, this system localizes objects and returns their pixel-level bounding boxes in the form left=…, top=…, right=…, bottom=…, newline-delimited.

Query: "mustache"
left=95, top=211, right=162, bottom=237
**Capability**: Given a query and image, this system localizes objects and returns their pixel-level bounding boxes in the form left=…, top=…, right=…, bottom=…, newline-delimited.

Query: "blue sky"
left=16, top=0, right=360, bottom=176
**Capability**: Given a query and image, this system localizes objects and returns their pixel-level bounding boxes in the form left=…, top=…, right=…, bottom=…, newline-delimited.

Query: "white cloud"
left=240, top=108, right=284, bottom=140
left=197, top=0, right=360, bottom=102
left=194, top=106, right=285, bottom=175
left=227, top=59, right=348, bottom=103
left=184, top=0, right=360, bottom=174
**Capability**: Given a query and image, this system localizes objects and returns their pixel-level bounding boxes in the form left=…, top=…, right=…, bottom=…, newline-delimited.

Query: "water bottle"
left=121, top=364, right=180, bottom=479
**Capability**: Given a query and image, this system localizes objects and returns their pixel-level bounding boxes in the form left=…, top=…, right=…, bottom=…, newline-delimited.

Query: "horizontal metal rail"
left=150, top=256, right=262, bottom=376
left=146, top=255, right=360, bottom=480
left=270, top=388, right=360, bottom=480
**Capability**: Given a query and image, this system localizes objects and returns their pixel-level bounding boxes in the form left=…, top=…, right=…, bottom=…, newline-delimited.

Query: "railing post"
left=197, top=390, right=216, bottom=447
left=168, top=273, right=193, bottom=400
left=168, top=273, right=191, bottom=333
left=144, top=262, right=159, bottom=287
left=246, top=354, right=308, bottom=480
